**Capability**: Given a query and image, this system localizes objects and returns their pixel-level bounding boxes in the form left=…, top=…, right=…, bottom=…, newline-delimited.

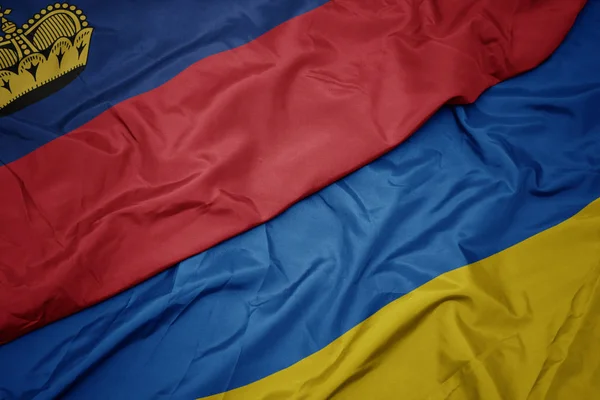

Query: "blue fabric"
left=1, top=1, right=600, bottom=399
left=0, top=0, right=327, bottom=164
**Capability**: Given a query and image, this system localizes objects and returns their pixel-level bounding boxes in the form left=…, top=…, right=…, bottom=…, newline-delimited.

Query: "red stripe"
left=0, top=0, right=586, bottom=343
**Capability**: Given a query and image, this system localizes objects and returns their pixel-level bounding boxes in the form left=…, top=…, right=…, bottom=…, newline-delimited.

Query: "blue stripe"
left=0, top=0, right=328, bottom=164
left=1, top=1, right=600, bottom=399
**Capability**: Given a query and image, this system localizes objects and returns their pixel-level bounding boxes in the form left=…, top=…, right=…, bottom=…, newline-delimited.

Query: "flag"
left=0, top=0, right=587, bottom=344
left=1, top=1, right=599, bottom=398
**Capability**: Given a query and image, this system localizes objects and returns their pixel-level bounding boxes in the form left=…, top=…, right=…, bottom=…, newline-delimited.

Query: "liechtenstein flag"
left=0, top=0, right=586, bottom=344
left=2, top=1, right=600, bottom=399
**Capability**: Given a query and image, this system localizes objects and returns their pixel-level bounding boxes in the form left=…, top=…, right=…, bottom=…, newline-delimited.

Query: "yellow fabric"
left=202, top=199, right=600, bottom=400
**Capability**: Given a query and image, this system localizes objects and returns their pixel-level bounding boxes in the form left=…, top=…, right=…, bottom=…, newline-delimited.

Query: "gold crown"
left=0, top=3, right=93, bottom=115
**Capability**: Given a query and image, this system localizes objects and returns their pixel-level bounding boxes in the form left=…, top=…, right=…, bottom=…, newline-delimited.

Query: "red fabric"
left=0, top=0, right=586, bottom=343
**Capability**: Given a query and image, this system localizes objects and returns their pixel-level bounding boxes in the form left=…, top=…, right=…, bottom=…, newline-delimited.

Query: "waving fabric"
left=1, top=1, right=599, bottom=398
left=0, top=0, right=587, bottom=344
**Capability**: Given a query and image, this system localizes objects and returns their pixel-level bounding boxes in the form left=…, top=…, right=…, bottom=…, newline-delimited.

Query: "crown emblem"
left=0, top=3, right=93, bottom=115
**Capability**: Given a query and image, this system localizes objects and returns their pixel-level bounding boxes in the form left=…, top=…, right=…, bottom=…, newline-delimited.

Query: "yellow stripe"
left=0, top=48, right=17, bottom=69
left=201, top=198, right=600, bottom=399
left=46, top=17, right=64, bottom=40
left=51, top=13, right=76, bottom=37
left=33, top=25, right=52, bottom=50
